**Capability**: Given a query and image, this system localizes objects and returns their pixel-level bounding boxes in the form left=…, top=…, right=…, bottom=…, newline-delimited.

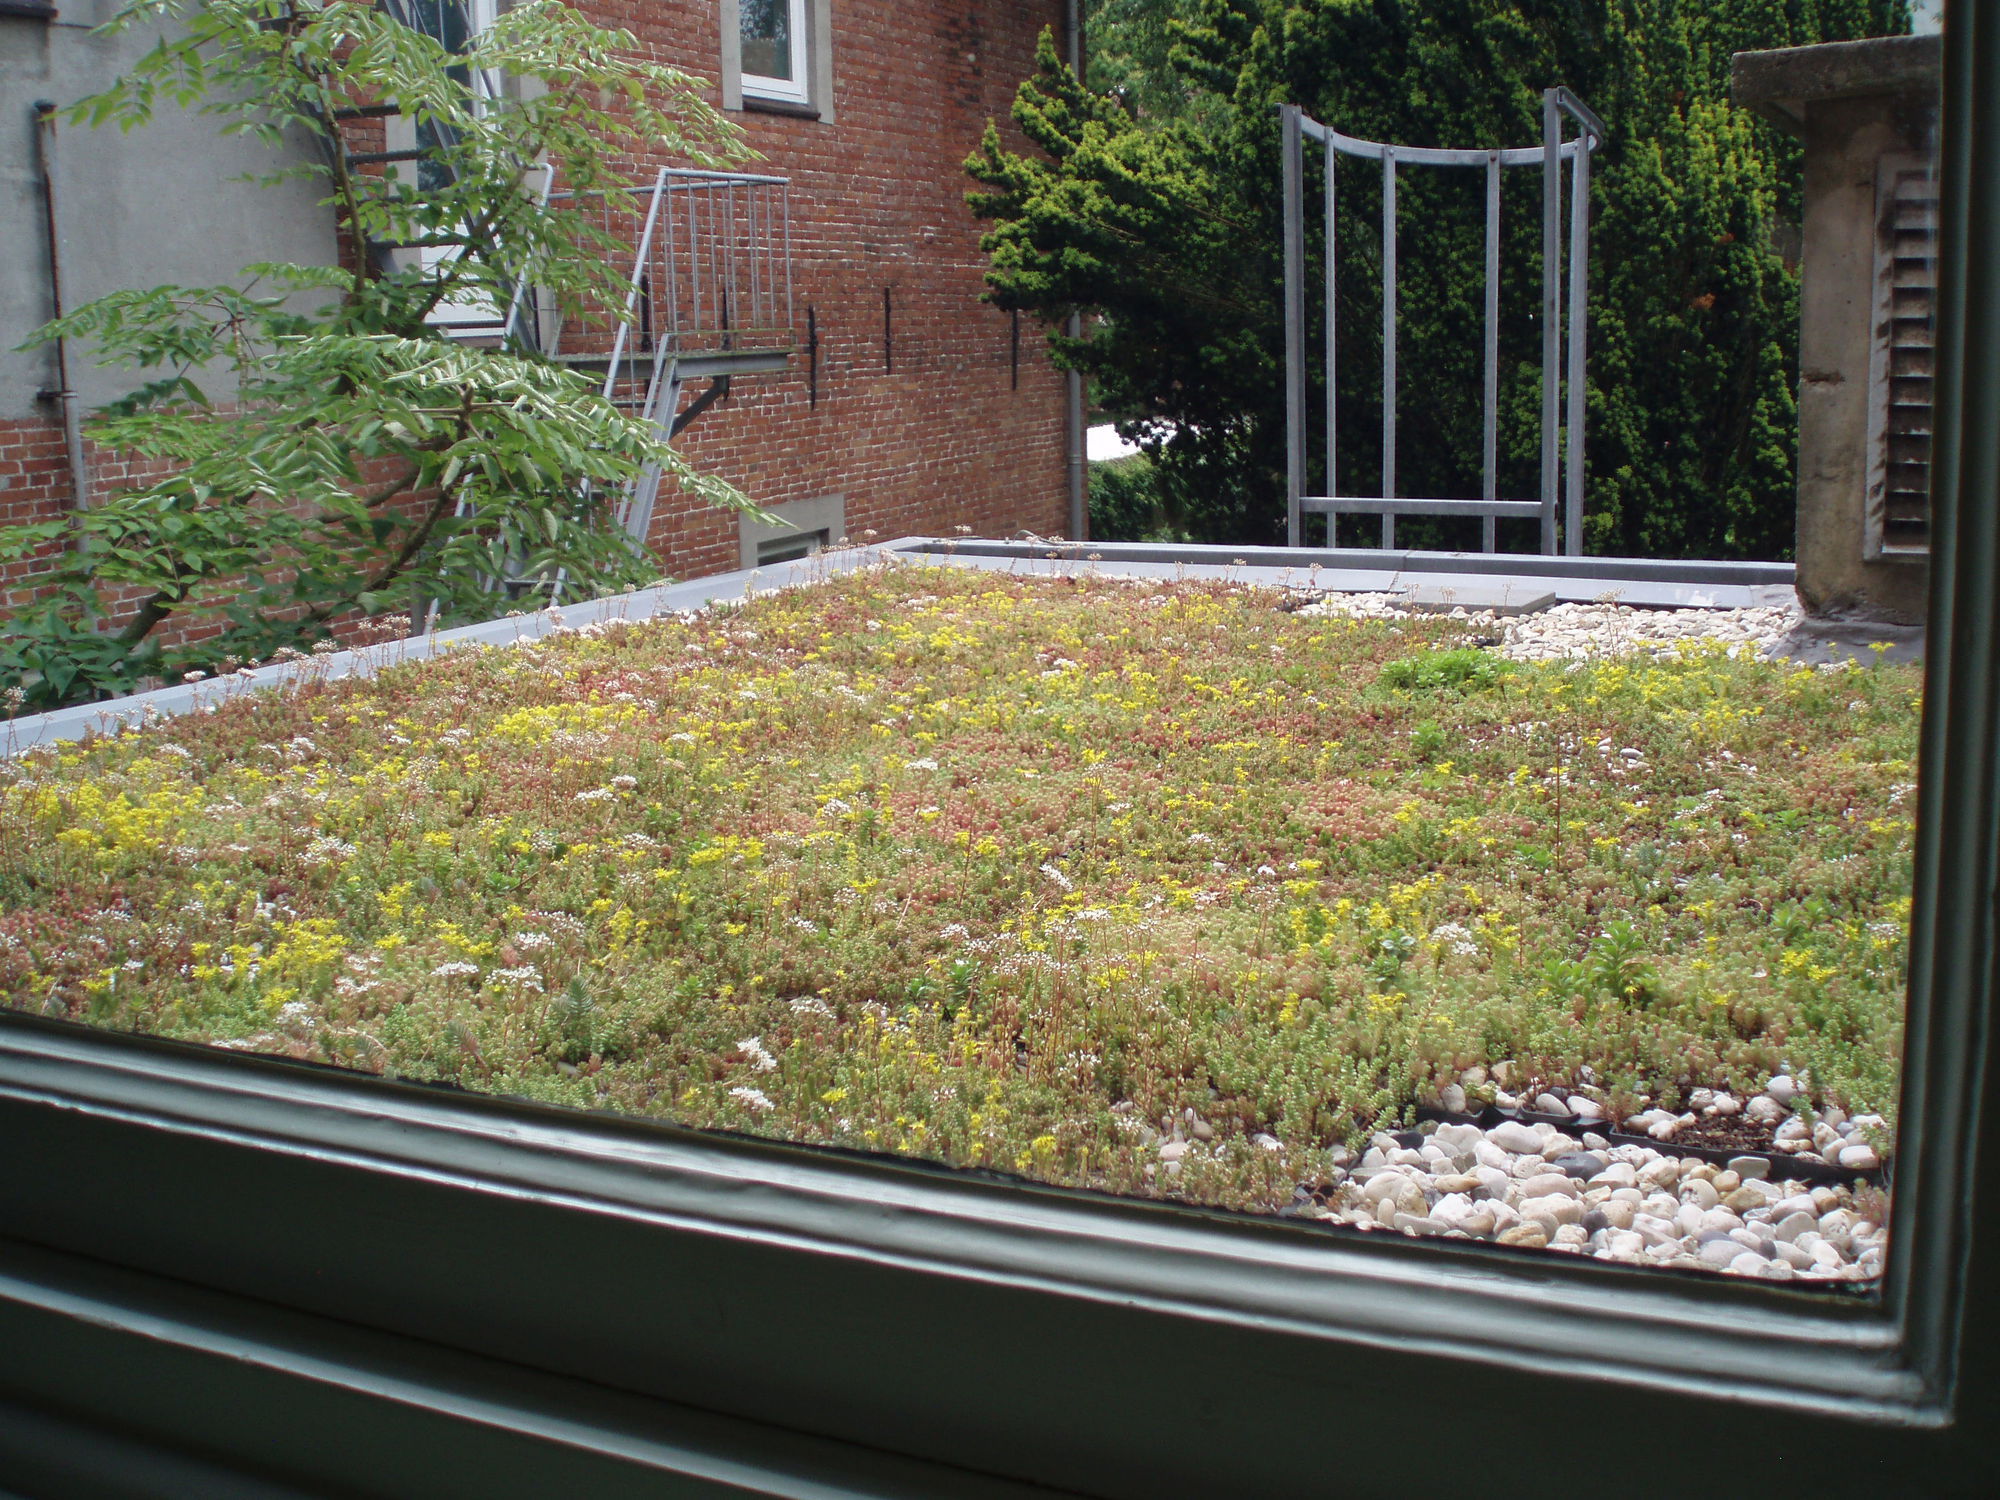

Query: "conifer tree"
left=968, top=0, right=1910, bottom=557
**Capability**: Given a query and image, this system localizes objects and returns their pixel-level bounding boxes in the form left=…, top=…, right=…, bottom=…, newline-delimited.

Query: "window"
left=721, top=0, right=833, bottom=121
left=0, top=10, right=1998, bottom=1496
left=755, top=528, right=827, bottom=565
left=740, top=0, right=810, bottom=104
left=739, top=490, right=843, bottom=567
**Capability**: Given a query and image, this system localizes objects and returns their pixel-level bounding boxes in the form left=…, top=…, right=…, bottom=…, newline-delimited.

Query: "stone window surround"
left=738, top=490, right=844, bottom=569
left=720, top=0, right=836, bottom=123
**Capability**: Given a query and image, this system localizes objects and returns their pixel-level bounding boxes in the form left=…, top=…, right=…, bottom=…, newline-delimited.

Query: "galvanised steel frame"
left=1282, top=90, right=1607, bottom=555
left=547, top=167, right=796, bottom=548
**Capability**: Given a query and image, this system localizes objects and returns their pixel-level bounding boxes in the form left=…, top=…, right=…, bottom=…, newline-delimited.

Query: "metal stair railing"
left=543, top=168, right=795, bottom=545
left=1280, top=89, right=1607, bottom=555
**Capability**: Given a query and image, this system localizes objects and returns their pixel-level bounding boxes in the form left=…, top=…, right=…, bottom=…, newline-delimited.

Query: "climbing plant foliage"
left=968, top=0, right=1910, bottom=556
left=4, top=0, right=757, bottom=712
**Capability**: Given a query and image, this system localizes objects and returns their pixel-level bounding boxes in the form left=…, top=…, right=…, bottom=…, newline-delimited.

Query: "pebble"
left=1838, top=1143, right=1881, bottom=1171
left=1521, top=1173, right=1582, bottom=1199
left=1534, top=1092, right=1571, bottom=1117
left=1304, top=1115, right=1887, bottom=1283
left=1551, top=1152, right=1608, bottom=1181
left=1746, top=1096, right=1786, bottom=1125
left=1765, top=1074, right=1800, bottom=1106
left=1299, top=597, right=1809, bottom=666
left=1488, top=1120, right=1545, bottom=1154
left=1439, top=1083, right=1468, bottom=1113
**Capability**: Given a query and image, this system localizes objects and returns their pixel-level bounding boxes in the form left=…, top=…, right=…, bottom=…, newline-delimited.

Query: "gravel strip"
left=1293, top=1073, right=1888, bottom=1280
left=1294, top=592, right=1822, bottom=663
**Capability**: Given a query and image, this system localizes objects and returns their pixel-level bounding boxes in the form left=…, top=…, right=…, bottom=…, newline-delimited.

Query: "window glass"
left=0, top=1, right=1945, bottom=1301
left=756, top=529, right=828, bottom=566
left=741, top=0, right=807, bottom=97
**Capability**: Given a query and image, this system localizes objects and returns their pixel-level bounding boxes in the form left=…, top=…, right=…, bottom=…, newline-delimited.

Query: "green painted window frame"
left=1, top=9, right=1997, bottom=1494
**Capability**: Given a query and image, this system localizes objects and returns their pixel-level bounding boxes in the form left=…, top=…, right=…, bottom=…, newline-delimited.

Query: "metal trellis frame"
left=1282, top=89, right=1607, bottom=554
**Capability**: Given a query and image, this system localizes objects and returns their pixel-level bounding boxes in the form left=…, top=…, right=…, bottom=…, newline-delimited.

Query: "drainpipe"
left=1064, top=1, right=1088, bottom=542
left=33, top=101, right=91, bottom=515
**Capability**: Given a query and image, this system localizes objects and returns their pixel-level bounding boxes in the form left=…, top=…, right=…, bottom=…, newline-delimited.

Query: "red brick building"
left=1, top=1, right=1073, bottom=621
left=600, top=0, right=1073, bottom=576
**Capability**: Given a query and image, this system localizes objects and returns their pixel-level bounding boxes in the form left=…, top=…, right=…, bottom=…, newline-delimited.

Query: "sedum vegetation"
left=0, top=566, right=1915, bottom=1212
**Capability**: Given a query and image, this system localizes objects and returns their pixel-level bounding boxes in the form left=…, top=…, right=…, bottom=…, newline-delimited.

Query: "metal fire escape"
left=331, top=2, right=795, bottom=554
left=539, top=170, right=796, bottom=546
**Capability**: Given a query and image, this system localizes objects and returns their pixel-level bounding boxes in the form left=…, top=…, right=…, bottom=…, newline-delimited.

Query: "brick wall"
left=627, top=0, right=1070, bottom=577
left=0, top=1, right=1069, bottom=647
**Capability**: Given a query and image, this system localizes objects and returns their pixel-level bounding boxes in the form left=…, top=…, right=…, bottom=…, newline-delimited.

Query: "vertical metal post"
left=1565, top=124, right=1592, bottom=556
left=1323, top=136, right=1338, bottom=549
left=747, top=182, right=762, bottom=330
left=1380, top=145, right=1397, bottom=549
left=1483, top=149, right=1501, bottom=553
left=689, top=180, right=702, bottom=341
left=663, top=180, right=679, bottom=348
left=725, top=180, right=739, bottom=341
left=1540, top=88, right=1561, bottom=556
left=1282, top=105, right=1305, bottom=549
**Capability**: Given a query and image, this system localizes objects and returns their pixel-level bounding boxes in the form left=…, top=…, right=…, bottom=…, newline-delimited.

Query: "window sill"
left=0, top=1008, right=1976, bottom=1496
left=741, top=93, right=822, bottom=121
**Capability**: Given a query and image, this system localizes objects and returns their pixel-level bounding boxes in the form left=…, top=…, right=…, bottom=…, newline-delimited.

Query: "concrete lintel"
left=1732, top=33, right=1942, bottom=133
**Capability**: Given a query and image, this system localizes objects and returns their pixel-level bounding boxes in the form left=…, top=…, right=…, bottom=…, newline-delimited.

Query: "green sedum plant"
left=3, top=0, right=760, bottom=711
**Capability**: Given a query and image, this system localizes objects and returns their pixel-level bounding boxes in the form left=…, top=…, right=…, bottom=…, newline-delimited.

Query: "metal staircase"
left=540, top=167, right=796, bottom=545
left=323, top=1, right=795, bottom=581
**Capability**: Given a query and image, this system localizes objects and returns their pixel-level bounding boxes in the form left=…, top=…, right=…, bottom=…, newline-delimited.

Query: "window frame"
left=738, top=0, right=812, bottom=107
left=1, top=9, right=1998, bottom=1492
left=721, top=0, right=834, bottom=122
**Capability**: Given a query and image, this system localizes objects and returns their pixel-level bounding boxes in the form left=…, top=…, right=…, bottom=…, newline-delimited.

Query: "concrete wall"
left=0, top=3, right=338, bottom=419
left=1733, top=35, right=1940, bottom=623
left=1791, top=93, right=1931, bottom=622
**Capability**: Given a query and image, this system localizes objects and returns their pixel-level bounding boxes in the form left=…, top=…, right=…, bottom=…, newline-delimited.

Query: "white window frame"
left=738, top=0, right=812, bottom=106
left=721, top=0, right=835, bottom=122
